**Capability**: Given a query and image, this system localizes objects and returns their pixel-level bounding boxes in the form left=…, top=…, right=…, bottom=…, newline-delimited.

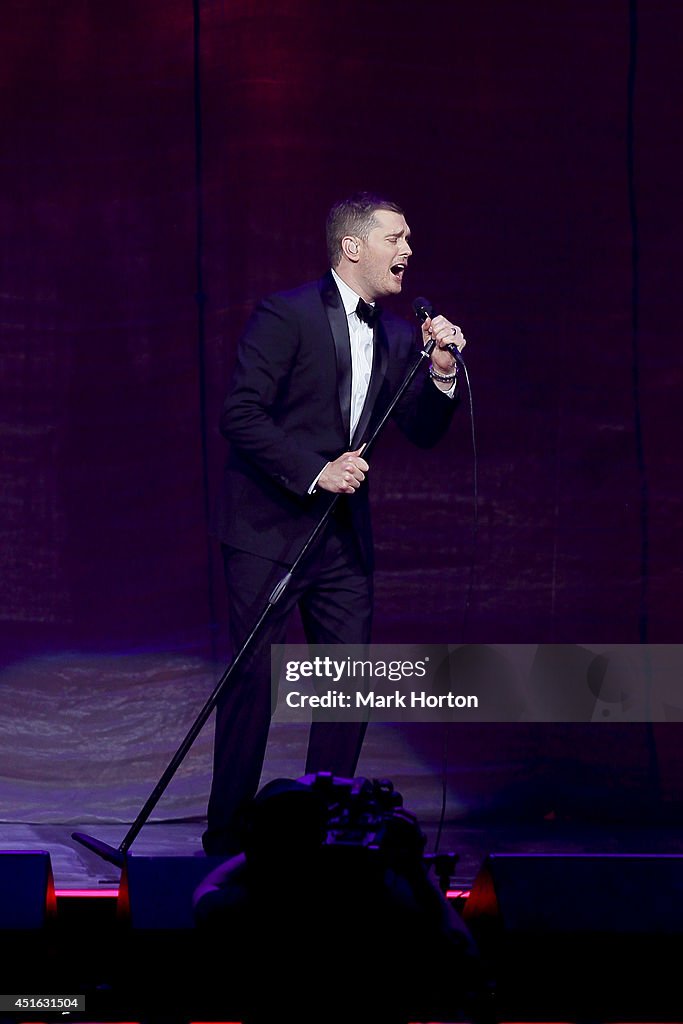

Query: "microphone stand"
left=72, top=330, right=439, bottom=867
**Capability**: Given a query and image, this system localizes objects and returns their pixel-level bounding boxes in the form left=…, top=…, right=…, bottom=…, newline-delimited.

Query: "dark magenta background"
left=2, top=1, right=682, bottom=820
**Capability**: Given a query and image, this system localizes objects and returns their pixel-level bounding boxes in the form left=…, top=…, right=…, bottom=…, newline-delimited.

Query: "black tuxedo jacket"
left=212, top=271, right=457, bottom=570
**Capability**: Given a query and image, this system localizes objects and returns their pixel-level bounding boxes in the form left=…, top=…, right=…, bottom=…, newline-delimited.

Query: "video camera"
left=296, top=771, right=458, bottom=891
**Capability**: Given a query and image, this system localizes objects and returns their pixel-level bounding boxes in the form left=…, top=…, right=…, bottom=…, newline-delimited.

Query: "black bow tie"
left=356, top=297, right=381, bottom=327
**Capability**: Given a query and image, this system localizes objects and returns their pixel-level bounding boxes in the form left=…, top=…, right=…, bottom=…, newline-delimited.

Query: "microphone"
left=412, top=295, right=435, bottom=325
left=412, top=295, right=464, bottom=363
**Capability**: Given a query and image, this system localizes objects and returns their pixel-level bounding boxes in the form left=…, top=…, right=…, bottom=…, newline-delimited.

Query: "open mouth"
left=390, top=263, right=406, bottom=277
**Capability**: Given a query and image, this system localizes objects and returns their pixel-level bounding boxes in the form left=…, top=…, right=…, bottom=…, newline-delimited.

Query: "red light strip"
left=446, top=888, right=471, bottom=899
left=55, top=888, right=119, bottom=897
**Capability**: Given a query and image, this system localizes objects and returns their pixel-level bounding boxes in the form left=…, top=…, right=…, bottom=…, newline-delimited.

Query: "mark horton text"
left=285, top=689, right=478, bottom=709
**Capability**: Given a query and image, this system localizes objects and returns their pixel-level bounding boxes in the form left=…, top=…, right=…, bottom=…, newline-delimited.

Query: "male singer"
left=204, top=192, right=466, bottom=855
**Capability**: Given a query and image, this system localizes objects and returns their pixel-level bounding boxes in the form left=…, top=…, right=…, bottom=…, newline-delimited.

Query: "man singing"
left=204, top=192, right=466, bottom=856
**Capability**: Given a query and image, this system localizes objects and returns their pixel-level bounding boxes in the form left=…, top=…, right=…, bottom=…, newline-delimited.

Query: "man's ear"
left=341, top=236, right=361, bottom=260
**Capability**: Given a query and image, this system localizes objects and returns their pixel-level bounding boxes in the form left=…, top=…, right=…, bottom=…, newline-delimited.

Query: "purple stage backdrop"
left=1, top=1, right=682, bottom=826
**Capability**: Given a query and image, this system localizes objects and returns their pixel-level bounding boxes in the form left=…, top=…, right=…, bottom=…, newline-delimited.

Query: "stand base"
left=71, top=831, right=125, bottom=868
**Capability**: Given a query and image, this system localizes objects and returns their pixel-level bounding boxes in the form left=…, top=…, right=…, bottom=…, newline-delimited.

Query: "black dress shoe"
left=201, top=827, right=244, bottom=857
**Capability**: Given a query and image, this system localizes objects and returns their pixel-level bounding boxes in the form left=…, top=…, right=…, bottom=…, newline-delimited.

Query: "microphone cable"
left=412, top=298, right=479, bottom=857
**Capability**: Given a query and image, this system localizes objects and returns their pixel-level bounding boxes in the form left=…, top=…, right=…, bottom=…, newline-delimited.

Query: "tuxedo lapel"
left=320, top=271, right=352, bottom=441
left=351, top=316, right=389, bottom=448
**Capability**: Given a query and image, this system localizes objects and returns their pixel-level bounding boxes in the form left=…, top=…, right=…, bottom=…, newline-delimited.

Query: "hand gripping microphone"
left=412, top=296, right=465, bottom=364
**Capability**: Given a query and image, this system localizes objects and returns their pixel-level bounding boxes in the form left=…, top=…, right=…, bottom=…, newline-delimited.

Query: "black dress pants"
left=204, top=514, right=373, bottom=854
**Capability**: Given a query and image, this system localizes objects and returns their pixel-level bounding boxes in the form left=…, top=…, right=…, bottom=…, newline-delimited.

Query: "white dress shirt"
left=331, top=268, right=375, bottom=440
left=307, top=270, right=374, bottom=494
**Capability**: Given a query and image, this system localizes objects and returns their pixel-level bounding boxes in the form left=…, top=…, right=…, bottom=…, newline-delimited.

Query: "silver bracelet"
left=429, top=364, right=458, bottom=384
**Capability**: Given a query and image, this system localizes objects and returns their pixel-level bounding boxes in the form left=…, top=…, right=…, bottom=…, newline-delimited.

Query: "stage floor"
left=3, top=817, right=683, bottom=890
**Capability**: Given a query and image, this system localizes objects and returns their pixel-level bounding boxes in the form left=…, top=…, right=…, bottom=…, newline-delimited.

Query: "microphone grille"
left=412, top=296, right=436, bottom=323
